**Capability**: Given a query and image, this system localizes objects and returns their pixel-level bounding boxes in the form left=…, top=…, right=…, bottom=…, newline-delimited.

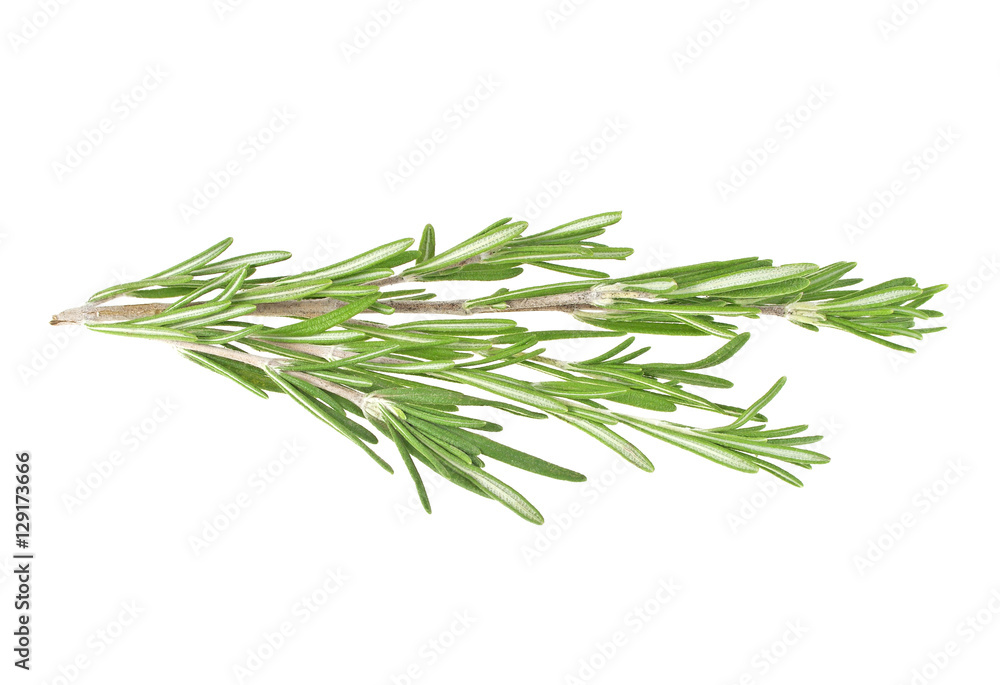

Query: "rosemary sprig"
left=52, top=212, right=946, bottom=523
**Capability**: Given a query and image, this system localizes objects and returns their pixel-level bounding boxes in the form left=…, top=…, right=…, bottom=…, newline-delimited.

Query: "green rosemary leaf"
left=438, top=370, right=569, bottom=413
left=617, top=279, right=679, bottom=295
left=312, top=285, right=381, bottom=298
left=767, top=435, right=823, bottom=446
left=824, top=318, right=917, bottom=352
left=285, top=375, right=378, bottom=443
left=556, top=414, right=654, bottom=472
left=360, top=360, right=457, bottom=373
left=149, top=237, right=233, bottom=278
left=177, top=349, right=268, bottom=398
left=263, top=367, right=393, bottom=473
left=693, top=430, right=829, bottom=465
left=211, top=267, right=250, bottom=302
left=128, top=286, right=200, bottom=299
left=390, top=319, right=519, bottom=335
left=86, top=323, right=198, bottom=341
left=608, top=302, right=759, bottom=316
left=574, top=313, right=711, bottom=336
left=533, top=262, right=610, bottom=279
left=176, top=303, right=258, bottom=329
left=725, top=277, right=813, bottom=301
left=515, top=211, right=622, bottom=244
left=285, top=345, right=400, bottom=369
left=190, top=324, right=265, bottom=344
left=433, top=448, right=544, bottom=524
left=265, top=293, right=382, bottom=338
left=815, top=286, right=924, bottom=312
left=372, top=386, right=465, bottom=405
left=456, top=337, right=538, bottom=368
left=580, top=337, right=635, bottom=364
left=609, top=346, right=651, bottom=364
left=534, top=380, right=628, bottom=399
left=604, top=390, right=677, bottom=413
left=387, top=423, right=431, bottom=513
left=473, top=217, right=513, bottom=236
left=232, top=279, right=333, bottom=304
left=457, top=430, right=586, bottom=482
left=640, top=369, right=733, bottom=389
left=398, top=405, right=498, bottom=431
left=190, top=250, right=292, bottom=276
left=496, top=329, right=625, bottom=344
left=340, top=324, right=449, bottom=346
left=723, top=377, right=787, bottom=430
left=619, top=256, right=763, bottom=283
left=466, top=281, right=597, bottom=308
left=165, top=270, right=238, bottom=310
left=325, top=269, right=395, bottom=285
left=622, top=419, right=759, bottom=473
left=906, top=284, right=948, bottom=308
left=735, top=424, right=808, bottom=438
left=250, top=330, right=366, bottom=344
left=277, top=238, right=414, bottom=285
left=669, top=264, right=818, bottom=297
left=743, top=456, right=804, bottom=487
left=416, top=224, right=436, bottom=264
left=127, top=301, right=233, bottom=327
left=379, top=251, right=419, bottom=269
left=420, top=265, right=525, bottom=281
left=802, top=262, right=857, bottom=293
left=90, top=276, right=195, bottom=302
left=576, top=246, right=633, bottom=260
left=403, top=221, right=528, bottom=276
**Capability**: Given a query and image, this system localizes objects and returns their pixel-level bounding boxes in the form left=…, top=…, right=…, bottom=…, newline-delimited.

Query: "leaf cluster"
left=73, top=212, right=946, bottom=523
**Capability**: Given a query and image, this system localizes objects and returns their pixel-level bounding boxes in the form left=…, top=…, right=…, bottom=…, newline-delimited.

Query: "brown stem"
left=168, top=340, right=367, bottom=405
left=52, top=292, right=788, bottom=326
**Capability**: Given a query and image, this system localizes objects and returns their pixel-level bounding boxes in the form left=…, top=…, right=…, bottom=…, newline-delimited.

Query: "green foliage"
left=67, top=212, right=947, bottom=524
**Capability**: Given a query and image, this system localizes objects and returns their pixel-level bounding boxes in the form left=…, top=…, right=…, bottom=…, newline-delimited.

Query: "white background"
left=3, top=1, right=999, bottom=683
